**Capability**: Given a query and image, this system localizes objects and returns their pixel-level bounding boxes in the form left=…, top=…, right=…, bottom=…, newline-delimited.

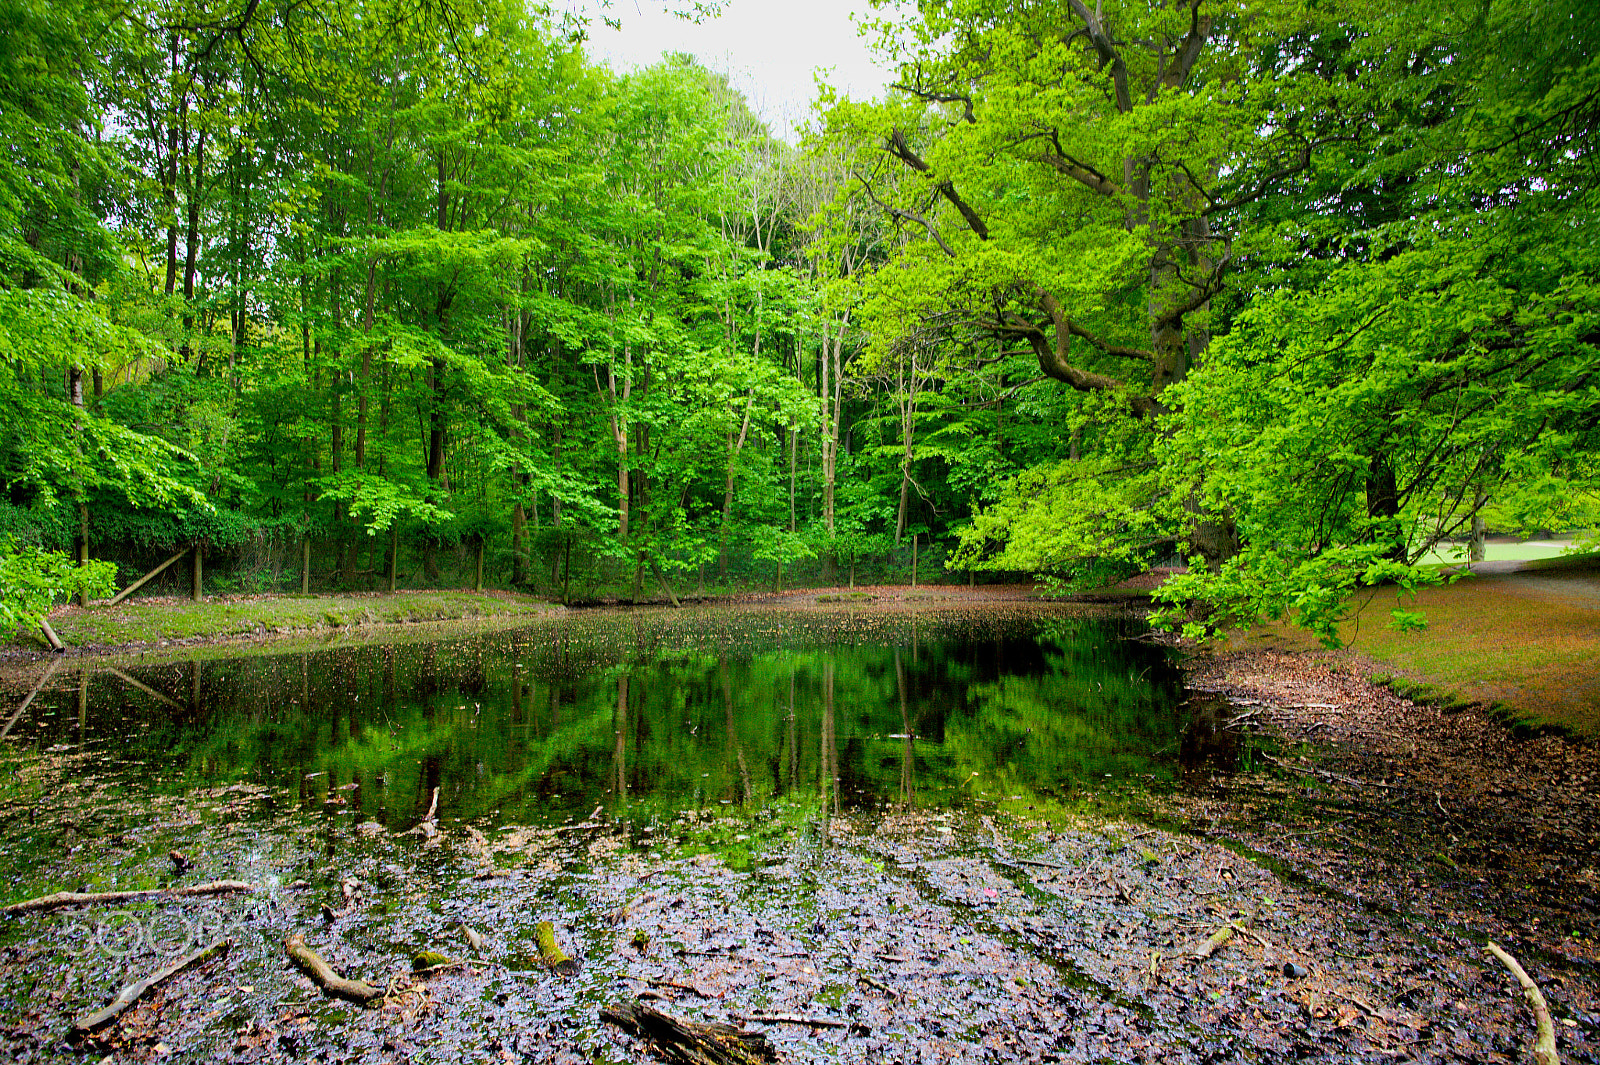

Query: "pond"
left=0, top=601, right=1305, bottom=1065
left=1, top=603, right=1226, bottom=846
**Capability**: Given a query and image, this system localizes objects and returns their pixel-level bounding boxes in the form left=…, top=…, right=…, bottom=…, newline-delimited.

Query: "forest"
left=1, top=0, right=1597, bottom=642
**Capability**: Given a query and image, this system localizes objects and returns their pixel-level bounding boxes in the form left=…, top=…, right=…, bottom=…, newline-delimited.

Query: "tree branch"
left=1201, top=134, right=1356, bottom=217
left=1065, top=0, right=1133, bottom=113
left=1166, top=0, right=1211, bottom=91
left=855, top=176, right=958, bottom=257
left=1032, top=145, right=1123, bottom=197
left=890, top=82, right=978, bottom=125
left=886, top=128, right=991, bottom=240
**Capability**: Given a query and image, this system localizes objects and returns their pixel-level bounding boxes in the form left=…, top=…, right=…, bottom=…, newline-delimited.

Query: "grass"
left=1415, top=538, right=1584, bottom=566
left=27, top=590, right=559, bottom=652
left=1235, top=552, right=1600, bottom=738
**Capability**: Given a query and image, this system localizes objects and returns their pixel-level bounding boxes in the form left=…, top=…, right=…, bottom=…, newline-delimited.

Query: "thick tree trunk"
left=1366, top=452, right=1405, bottom=562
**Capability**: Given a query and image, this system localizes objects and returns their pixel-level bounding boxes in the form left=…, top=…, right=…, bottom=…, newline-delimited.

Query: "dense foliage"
left=1, top=0, right=1596, bottom=640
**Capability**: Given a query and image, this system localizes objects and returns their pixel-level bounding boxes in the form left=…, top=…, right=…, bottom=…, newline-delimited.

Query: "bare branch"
left=1202, top=134, right=1357, bottom=217
left=890, top=82, right=977, bottom=125
left=855, top=175, right=958, bottom=257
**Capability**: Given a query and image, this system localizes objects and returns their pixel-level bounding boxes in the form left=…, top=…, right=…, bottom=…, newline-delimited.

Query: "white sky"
left=585, top=0, right=901, bottom=141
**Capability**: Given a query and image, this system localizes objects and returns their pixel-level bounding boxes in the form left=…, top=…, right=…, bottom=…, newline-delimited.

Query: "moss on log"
left=284, top=934, right=383, bottom=1006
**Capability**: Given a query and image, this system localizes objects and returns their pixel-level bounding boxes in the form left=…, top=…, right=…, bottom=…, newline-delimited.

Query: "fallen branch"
left=1193, top=924, right=1235, bottom=959
left=71, top=938, right=232, bottom=1036
left=1485, top=940, right=1560, bottom=1065
left=731, top=1012, right=867, bottom=1034
left=1260, top=752, right=1403, bottom=791
left=601, top=999, right=778, bottom=1065
left=646, top=978, right=715, bottom=997
left=104, top=667, right=186, bottom=713
left=3, top=880, right=254, bottom=915
left=856, top=974, right=895, bottom=997
left=536, top=920, right=580, bottom=974
left=284, top=933, right=384, bottom=1006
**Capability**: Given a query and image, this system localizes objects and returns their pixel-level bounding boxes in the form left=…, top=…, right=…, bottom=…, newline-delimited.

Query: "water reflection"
left=3, top=607, right=1232, bottom=826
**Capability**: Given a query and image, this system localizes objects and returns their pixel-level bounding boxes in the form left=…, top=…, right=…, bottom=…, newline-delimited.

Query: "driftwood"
left=536, top=920, right=580, bottom=974
left=1486, top=940, right=1560, bottom=1065
left=600, top=999, right=779, bottom=1065
left=2, top=880, right=254, bottom=916
left=71, top=938, right=232, bottom=1036
left=403, top=788, right=441, bottom=840
left=284, top=933, right=384, bottom=1005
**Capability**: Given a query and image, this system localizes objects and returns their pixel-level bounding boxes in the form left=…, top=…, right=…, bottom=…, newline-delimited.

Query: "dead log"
left=600, top=999, right=778, bottom=1065
left=38, top=617, right=65, bottom=652
left=284, top=933, right=383, bottom=1005
left=536, top=920, right=579, bottom=974
left=108, top=547, right=191, bottom=606
left=71, top=938, right=231, bottom=1036
left=2, top=880, right=254, bottom=915
left=1485, top=940, right=1560, bottom=1065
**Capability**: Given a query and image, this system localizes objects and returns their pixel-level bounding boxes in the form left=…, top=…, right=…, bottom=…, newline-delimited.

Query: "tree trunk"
left=70, top=364, right=88, bottom=607
left=512, top=503, right=526, bottom=587
left=1366, top=451, right=1405, bottom=562
left=191, top=543, right=203, bottom=602
left=719, top=393, right=756, bottom=576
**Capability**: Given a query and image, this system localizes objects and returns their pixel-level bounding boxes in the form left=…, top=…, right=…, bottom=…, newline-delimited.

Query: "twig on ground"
left=4, top=881, right=254, bottom=915
left=1485, top=940, right=1560, bottom=1065
left=71, top=939, right=232, bottom=1036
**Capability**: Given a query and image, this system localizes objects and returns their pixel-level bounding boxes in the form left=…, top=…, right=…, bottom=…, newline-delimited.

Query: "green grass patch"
left=1236, top=554, right=1600, bottom=738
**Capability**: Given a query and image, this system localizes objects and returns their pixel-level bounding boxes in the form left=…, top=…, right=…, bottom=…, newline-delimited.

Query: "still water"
left=2, top=604, right=1224, bottom=832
